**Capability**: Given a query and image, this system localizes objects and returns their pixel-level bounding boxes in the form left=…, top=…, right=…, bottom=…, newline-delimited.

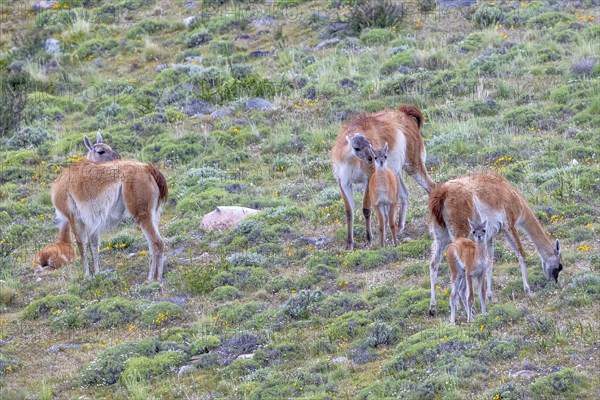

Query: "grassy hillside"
left=1, top=0, right=599, bottom=398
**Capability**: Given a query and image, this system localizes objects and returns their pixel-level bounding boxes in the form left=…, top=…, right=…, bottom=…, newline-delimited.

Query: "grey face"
left=469, top=219, right=488, bottom=244
left=346, top=134, right=374, bottom=164
left=544, top=239, right=563, bottom=283
left=371, top=143, right=389, bottom=168
left=84, top=133, right=120, bottom=162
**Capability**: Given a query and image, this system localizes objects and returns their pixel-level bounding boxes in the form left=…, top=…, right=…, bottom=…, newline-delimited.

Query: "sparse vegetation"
left=0, top=0, right=598, bottom=398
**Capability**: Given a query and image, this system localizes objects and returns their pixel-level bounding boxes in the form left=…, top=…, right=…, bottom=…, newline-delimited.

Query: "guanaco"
left=366, top=143, right=400, bottom=247
left=51, top=159, right=168, bottom=281
left=331, top=105, right=434, bottom=250
left=33, top=222, right=76, bottom=272
left=84, top=133, right=120, bottom=162
left=428, top=172, right=563, bottom=316
left=446, top=219, right=489, bottom=324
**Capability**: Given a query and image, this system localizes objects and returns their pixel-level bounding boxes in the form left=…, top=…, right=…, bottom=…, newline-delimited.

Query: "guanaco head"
left=345, top=134, right=374, bottom=164
left=543, top=239, right=563, bottom=283
left=84, top=133, right=120, bottom=162
left=370, top=143, right=389, bottom=169
left=468, top=219, right=488, bottom=244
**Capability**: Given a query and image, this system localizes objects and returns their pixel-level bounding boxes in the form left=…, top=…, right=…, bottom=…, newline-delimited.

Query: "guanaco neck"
left=58, top=222, right=72, bottom=243
left=476, top=239, right=489, bottom=263
left=519, top=201, right=555, bottom=260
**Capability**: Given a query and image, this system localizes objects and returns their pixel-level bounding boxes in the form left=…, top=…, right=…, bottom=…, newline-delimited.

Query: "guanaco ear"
left=468, top=218, right=475, bottom=230
left=83, top=135, right=94, bottom=151
left=96, top=132, right=103, bottom=144
left=384, top=142, right=388, bottom=153
left=481, top=219, right=487, bottom=230
left=555, top=239, right=560, bottom=254
left=345, top=135, right=352, bottom=145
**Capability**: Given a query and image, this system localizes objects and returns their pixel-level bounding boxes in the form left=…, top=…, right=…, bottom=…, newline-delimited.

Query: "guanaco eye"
left=384, top=156, right=387, bottom=159
left=482, top=230, right=486, bottom=233
left=98, top=151, right=105, bottom=155
left=354, top=147, right=360, bottom=151
left=368, top=156, right=372, bottom=162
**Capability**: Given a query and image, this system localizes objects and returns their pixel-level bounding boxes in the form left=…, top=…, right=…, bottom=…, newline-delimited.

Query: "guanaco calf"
left=33, top=222, right=76, bottom=272
left=366, top=144, right=399, bottom=247
left=446, top=219, right=489, bottom=324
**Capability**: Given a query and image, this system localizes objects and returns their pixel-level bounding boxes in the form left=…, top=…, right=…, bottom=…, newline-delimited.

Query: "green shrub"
left=531, top=368, right=590, bottom=399
left=217, top=301, right=263, bottom=325
left=281, top=289, right=326, bottom=319
left=326, top=311, right=371, bottom=341
left=395, top=287, right=437, bottom=317
left=138, top=302, right=184, bottom=328
left=21, top=294, right=84, bottom=320
left=360, top=28, right=396, bottom=46
left=345, top=249, right=387, bottom=270
left=76, top=38, right=119, bottom=59
left=476, top=304, right=524, bottom=329
left=6, top=125, right=51, bottom=149
left=349, top=0, right=405, bottom=32
left=120, top=351, right=184, bottom=383
left=528, top=12, right=574, bottom=29
left=80, top=297, right=140, bottom=329
left=70, top=270, right=127, bottom=300
left=385, top=326, right=475, bottom=374
left=126, top=19, right=171, bottom=39
left=398, top=239, right=430, bottom=259
left=168, top=262, right=226, bottom=295
left=211, top=285, right=242, bottom=301
left=473, top=5, right=503, bottom=27
left=80, top=339, right=161, bottom=385
left=380, top=51, right=414, bottom=76
left=191, top=336, right=221, bottom=356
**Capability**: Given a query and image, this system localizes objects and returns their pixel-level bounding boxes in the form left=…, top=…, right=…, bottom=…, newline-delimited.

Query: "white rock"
left=201, top=206, right=259, bottom=231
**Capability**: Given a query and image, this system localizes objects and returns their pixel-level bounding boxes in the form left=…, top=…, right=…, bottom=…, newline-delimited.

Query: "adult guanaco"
left=331, top=105, right=434, bottom=250
left=428, top=172, right=563, bottom=316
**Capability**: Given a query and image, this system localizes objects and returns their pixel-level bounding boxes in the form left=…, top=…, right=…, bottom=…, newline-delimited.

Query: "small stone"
left=48, top=343, right=83, bottom=352
left=185, top=56, right=203, bottom=63
left=252, top=17, right=276, bottom=27
left=245, top=98, right=274, bottom=111
left=249, top=50, right=272, bottom=57
left=183, top=16, right=196, bottom=27
left=331, top=357, right=348, bottom=364
left=210, top=107, right=233, bottom=119
left=178, top=365, right=197, bottom=376
left=202, top=206, right=259, bottom=231
left=45, top=38, right=61, bottom=55
left=32, top=1, right=58, bottom=11
left=314, top=38, right=340, bottom=51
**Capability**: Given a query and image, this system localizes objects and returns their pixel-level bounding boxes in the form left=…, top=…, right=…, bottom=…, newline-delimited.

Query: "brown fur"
left=446, top=220, right=489, bottom=324
left=147, top=164, right=168, bottom=203
left=427, top=172, right=563, bottom=316
left=331, top=104, right=435, bottom=250
left=367, top=147, right=399, bottom=247
left=33, top=223, right=76, bottom=272
left=51, top=159, right=168, bottom=281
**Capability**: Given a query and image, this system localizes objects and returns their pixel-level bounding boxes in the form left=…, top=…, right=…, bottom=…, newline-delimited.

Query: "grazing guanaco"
left=446, top=219, right=489, bottom=324
left=331, top=105, right=434, bottom=250
left=366, top=143, right=400, bottom=247
left=51, top=159, right=168, bottom=281
left=428, top=172, right=563, bottom=316
left=33, top=222, right=76, bottom=272
left=84, top=133, right=120, bottom=162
